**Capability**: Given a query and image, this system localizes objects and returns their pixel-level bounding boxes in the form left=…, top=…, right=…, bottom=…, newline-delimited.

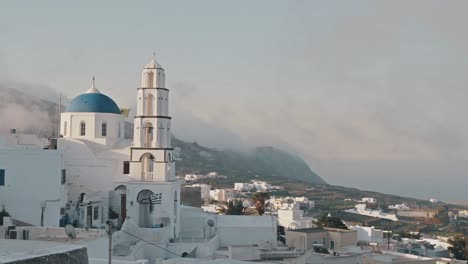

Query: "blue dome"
left=67, top=93, right=121, bottom=114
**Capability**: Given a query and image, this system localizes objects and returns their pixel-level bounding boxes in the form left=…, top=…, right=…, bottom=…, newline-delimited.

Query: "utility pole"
left=107, top=221, right=113, bottom=264
left=387, top=220, right=391, bottom=251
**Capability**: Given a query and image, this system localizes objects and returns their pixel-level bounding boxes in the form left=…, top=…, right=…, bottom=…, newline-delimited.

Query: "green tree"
left=217, top=199, right=249, bottom=215
left=448, top=236, right=468, bottom=260
left=399, top=231, right=422, bottom=239
left=315, top=214, right=348, bottom=230
left=0, top=205, right=10, bottom=226
left=252, top=192, right=270, bottom=215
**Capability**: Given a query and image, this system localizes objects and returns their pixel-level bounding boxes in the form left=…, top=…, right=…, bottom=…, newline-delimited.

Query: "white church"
left=0, top=56, right=280, bottom=263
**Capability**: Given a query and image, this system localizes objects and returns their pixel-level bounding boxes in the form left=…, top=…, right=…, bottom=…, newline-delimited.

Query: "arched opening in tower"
left=140, top=153, right=155, bottom=180
left=144, top=122, right=154, bottom=148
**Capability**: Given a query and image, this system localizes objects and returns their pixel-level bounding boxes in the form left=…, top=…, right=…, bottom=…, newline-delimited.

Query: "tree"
left=315, top=214, right=348, bottom=230
left=448, top=236, right=468, bottom=260
left=399, top=231, right=422, bottom=239
left=252, top=192, right=270, bottom=215
left=217, top=199, right=250, bottom=215
left=0, top=205, right=10, bottom=226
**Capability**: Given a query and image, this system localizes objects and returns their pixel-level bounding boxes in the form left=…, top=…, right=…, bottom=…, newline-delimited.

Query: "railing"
left=142, top=172, right=154, bottom=180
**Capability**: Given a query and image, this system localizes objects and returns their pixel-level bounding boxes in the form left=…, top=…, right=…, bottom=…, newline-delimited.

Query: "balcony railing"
left=142, top=172, right=154, bottom=180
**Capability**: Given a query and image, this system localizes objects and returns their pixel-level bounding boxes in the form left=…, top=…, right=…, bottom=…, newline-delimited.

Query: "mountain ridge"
left=172, top=137, right=326, bottom=184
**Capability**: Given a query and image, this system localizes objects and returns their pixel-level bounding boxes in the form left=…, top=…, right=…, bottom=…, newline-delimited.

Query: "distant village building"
left=388, top=203, right=410, bottom=211
left=234, top=180, right=280, bottom=192
left=361, top=197, right=377, bottom=204
left=349, top=225, right=384, bottom=243
left=345, top=204, right=398, bottom=221
left=285, top=227, right=358, bottom=252
left=209, top=188, right=234, bottom=202
left=234, top=182, right=253, bottom=191
left=458, top=209, right=468, bottom=219
left=277, top=203, right=316, bottom=230
left=184, top=174, right=204, bottom=181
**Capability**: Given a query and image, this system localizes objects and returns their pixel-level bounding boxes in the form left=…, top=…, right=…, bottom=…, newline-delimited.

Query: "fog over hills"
left=0, top=85, right=325, bottom=185
left=0, top=82, right=62, bottom=137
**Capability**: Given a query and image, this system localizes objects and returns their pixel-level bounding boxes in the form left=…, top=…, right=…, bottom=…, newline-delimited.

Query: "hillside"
left=172, top=138, right=326, bottom=185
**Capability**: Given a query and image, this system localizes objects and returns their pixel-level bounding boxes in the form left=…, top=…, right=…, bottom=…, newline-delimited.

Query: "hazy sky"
left=1, top=1, right=468, bottom=200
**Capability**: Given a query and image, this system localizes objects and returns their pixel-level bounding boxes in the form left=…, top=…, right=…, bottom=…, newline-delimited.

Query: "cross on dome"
left=86, top=75, right=101, bottom=93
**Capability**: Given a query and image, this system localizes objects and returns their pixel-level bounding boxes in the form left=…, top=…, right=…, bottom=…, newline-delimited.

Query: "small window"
left=80, top=121, right=86, bottom=136
left=64, top=121, right=67, bottom=136
left=0, top=169, right=5, bottom=186
left=118, top=123, right=121, bottom=138
left=61, top=169, right=66, bottom=184
left=123, top=161, right=130, bottom=174
left=330, top=240, right=335, bottom=250
left=93, top=206, right=99, bottom=220
left=101, top=122, right=107, bottom=137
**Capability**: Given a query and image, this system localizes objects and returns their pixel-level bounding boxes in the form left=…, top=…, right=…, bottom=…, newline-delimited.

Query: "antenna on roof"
left=92, top=75, right=96, bottom=88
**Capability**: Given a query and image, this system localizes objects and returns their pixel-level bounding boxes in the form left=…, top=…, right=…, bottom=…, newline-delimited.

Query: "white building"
left=458, top=209, right=468, bottom=219
left=362, top=197, right=377, bottom=204
left=388, top=203, right=410, bottom=211
left=184, top=174, right=204, bottom=181
left=294, top=197, right=315, bottom=209
left=349, top=225, right=384, bottom=243
left=278, top=203, right=316, bottom=230
left=346, top=204, right=398, bottom=221
left=234, top=183, right=252, bottom=191
left=251, top=180, right=271, bottom=192
left=0, top=140, right=66, bottom=227
left=209, top=189, right=234, bottom=202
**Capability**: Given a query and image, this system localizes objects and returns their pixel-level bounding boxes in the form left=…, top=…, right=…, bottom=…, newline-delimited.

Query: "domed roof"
left=145, top=59, right=162, bottom=69
left=144, top=53, right=163, bottom=69
left=67, top=92, right=121, bottom=114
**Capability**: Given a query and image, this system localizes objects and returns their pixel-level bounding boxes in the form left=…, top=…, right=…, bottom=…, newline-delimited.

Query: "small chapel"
left=56, top=56, right=179, bottom=237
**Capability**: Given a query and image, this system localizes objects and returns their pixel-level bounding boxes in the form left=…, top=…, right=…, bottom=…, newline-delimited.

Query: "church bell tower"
left=130, top=54, right=174, bottom=181
left=125, top=55, right=180, bottom=238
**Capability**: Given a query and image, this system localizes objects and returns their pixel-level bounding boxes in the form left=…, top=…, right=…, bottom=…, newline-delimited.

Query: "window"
left=123, top=161, right=130, bottom=174
left=64, top=121, right=67, bottom=136
left=0, top=169, right=4, bottom=186
left=118, top=123, right=121, bottom=138
left=101, top=122, right=107, bottom=137
left=80, top=121, right=86, bottom=136
left=61, top=169, right=66, bottom=184
left=322, top=237, right=326, bottom=246
left=330, top=240, right=335, bottom=250
left=93, top=206, right=99, bottom=220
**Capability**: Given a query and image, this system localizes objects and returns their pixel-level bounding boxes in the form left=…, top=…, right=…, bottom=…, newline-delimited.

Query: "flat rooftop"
left=0, top=239, right=86, bottom=263
left=287, top=227, right=356, bottom=233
